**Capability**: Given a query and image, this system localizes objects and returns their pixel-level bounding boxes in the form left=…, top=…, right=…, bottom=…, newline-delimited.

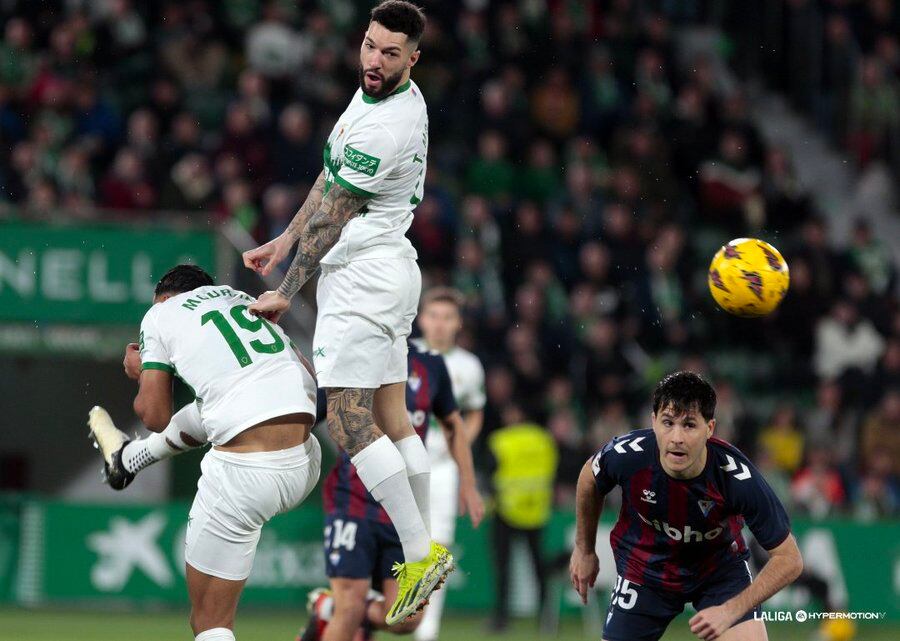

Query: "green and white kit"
left=315, top=79, right=428, bottom=388
left=139, top=285, right=318, bottom=445
left=139, top=284, right=321, bottom=581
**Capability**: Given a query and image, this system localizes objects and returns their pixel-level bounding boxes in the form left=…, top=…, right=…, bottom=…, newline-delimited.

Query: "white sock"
left=122, top=403, right=206, bottom=474
left=414, top=581, right=447, bottom=641
left=195, top=628, right=235, bottom=641
left=394, top=435, right=431, bottom=535
left=352, top=435, right=430, bottom=562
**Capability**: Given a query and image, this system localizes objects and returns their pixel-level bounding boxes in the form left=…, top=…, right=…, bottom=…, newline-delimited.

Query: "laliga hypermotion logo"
left=741, top=270, right=764, bottom=300
left=757, top=243, right=783, bottom=271
left=709, top=269, right=729, bottom=293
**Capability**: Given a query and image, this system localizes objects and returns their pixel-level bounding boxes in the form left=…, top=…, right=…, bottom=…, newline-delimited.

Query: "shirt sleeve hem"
left=334, top=173, right=377, bottom=198
left=142, top=361, right=175, bottom=374
left=760, top=529, right=791, bottom=551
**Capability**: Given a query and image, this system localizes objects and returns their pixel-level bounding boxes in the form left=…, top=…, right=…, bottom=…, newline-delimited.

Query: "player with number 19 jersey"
left=139, top=284, right=318, bottom=445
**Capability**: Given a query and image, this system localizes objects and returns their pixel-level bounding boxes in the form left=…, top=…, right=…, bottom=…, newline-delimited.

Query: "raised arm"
left=249, top=183, right=370, bottom=321
left=242, top=171, right=327, bottom=276
left=570, top=459, right=603, bottom=604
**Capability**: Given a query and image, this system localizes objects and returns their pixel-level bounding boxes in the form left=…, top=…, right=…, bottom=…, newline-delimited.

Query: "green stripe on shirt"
left=142, top=362, right=175, bottom=374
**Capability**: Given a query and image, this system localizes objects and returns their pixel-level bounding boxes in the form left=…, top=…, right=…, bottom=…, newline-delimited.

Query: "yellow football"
left=708, top=238, right=789, bottom=317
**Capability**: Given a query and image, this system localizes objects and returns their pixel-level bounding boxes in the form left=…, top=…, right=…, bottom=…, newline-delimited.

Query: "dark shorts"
left=602, top=560, right=761, bottom=641
left=323, top=511, right=403, bottom=581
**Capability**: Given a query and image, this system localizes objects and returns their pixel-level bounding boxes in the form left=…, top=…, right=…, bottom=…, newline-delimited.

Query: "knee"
left=190, top=601, right=234, bottom=634
left=333, top=601, right=368, bottom=627
left=331, top=584, right=371, bottom=626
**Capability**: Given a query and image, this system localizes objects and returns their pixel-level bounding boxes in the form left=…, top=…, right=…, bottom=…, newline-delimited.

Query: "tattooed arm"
left=276, top=183, right=369, bottom=298
left=242, top=171, right=327, bottom=276
left=248, top=182, right=369, bottom=321
left=283, top=171, right=327, bottom=242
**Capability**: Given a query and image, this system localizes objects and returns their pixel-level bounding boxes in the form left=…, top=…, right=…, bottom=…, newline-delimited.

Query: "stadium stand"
left=0, top=0, right=896, bottom=519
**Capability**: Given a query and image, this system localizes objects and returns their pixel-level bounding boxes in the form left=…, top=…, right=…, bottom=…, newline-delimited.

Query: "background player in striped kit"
left=301, top=340, right=483, bottom=641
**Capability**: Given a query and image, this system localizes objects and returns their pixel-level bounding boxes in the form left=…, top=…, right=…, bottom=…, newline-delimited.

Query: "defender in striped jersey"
left=570, top=372, right=803, bottom=641
left=300, top=341, right=483, bottom=641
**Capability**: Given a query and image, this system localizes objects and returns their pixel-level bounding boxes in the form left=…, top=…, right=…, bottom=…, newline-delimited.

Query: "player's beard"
left=359, top=65, right=405, bottom=100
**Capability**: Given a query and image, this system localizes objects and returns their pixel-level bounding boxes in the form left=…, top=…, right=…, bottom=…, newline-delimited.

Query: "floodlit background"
left=0, top=1, right=898, bottom=640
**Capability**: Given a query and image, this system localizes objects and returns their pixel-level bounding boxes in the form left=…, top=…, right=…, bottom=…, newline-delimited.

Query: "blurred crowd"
left=0, top=0, right=896, bottom=519
left=730, top=0, right=900, bottom=174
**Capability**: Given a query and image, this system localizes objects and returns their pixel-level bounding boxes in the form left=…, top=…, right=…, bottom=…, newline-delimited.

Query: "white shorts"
left=313, top=258, right=421, bottom=388
left=185, top=436, right=321, bottom=580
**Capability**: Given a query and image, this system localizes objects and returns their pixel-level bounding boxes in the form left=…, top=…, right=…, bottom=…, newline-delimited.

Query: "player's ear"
left=707, top=418, right=716, bottom=438
left=407, top=47, right=420, bottom=69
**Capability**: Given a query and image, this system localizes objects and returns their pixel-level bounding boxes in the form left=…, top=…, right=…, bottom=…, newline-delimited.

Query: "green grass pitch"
left=0, top=608, right=897, bottom=641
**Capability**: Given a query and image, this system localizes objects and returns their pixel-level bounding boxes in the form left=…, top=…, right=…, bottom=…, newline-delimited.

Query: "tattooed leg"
left=326, top=387, right=382, bottom=457
left=329, top=387, right=432, bottom=563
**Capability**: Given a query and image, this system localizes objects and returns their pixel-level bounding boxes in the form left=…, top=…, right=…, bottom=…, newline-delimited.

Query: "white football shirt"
left=139, top=285, right=317, bottom=445
left=320, top=78, right=428, bottom=265
left=411, top=338, right=486, bottom=461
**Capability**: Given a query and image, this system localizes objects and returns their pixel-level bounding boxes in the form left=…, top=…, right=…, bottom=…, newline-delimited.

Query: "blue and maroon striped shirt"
left=592, top=428, right=790, bottom=592
left=323, top=342, right=458, bottom=524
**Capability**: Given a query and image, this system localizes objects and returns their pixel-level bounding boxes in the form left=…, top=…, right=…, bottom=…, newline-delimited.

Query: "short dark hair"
left=652, top=371, right=717, bottom=422
left=155, top=264, right=214, bottom=297
left=370, top=0, right=426, bottom=45
left=421, top=286, right=465, bottom=311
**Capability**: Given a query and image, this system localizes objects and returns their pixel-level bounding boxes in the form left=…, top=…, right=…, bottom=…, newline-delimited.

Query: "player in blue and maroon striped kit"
left=570, top=372, right=803, bottom=641
left=301, top=341, right=483, bottom=641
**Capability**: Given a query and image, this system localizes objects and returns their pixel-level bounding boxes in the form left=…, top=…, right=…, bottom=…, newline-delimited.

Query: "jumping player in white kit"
left=410, top=288, right=485, bottom=641
left=241, top=1, right=449, bottom=624
left=87, top=265, right=321, bottom=641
